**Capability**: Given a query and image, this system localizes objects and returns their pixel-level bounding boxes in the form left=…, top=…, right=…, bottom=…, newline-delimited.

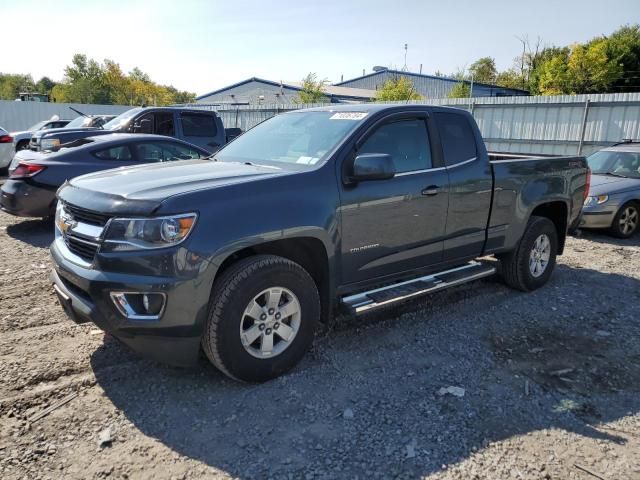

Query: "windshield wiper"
left=603, top=172, right=629, bottom=178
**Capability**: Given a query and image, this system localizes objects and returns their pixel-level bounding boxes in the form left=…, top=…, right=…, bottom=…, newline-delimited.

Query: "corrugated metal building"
left=196, top=77, right=376, bottom=105
left=335, top=68, right=529, bottom=99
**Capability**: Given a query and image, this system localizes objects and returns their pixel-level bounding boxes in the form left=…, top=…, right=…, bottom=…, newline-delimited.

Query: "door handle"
left=422, top=185, right=440, bottom=196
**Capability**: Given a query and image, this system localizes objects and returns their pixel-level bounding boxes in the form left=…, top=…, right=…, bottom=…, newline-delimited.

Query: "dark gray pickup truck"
left=50, top=104, right=589, bottom=382
left=29, top=107, right=227, bottom=153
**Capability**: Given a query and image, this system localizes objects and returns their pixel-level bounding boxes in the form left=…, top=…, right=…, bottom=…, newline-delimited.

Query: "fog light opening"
left=110, top=292, right=166, bottom=320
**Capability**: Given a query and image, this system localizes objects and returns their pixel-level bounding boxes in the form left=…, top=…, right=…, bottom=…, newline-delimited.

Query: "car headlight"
left=584, top=195, right=609, bottom=206
left=41, top=138, right=60, bottom=151
left=103, top=213, right=197, bottom=251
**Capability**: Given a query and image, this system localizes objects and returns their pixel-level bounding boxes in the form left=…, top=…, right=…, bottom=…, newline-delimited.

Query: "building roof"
left=196, top=77, right=377, bottom=101
left=335, top=68, right=529, bottom=94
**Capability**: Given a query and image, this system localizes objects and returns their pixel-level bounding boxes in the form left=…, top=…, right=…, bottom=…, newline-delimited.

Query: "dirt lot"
left=0, top=212, right=639, bottom=480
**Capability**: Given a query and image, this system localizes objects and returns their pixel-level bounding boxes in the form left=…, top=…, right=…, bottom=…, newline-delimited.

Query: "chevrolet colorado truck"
left=50, top=104, right=589, bottom=382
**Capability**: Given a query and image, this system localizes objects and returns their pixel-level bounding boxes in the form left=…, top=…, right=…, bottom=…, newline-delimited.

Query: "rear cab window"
left=181, top=113, right=217, bottom=137
left=435, top=112, right=477, bottom=166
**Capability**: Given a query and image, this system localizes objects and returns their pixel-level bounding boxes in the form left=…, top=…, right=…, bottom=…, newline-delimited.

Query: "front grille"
left=64, top=203, right=111, bottom=226
left=64, top=235, right=99, bottom=262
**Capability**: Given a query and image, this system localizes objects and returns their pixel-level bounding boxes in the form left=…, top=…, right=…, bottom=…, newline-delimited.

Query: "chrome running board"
left=341, top=261, right=496, bottom=314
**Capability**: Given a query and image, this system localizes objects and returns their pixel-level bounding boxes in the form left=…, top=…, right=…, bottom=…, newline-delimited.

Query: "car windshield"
left=215, top=111, right=367, bottom=167
left=28, top=121, right=48, bottom=131
left=102, top=108, right=143, bottom=131
left=588, top=149, right=640, bottom=179
left=65, top=116, right=94, bottom=129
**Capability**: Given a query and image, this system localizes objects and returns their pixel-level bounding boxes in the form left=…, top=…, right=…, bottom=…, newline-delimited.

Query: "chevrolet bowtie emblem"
left=59, top=213, right=77, bottom=233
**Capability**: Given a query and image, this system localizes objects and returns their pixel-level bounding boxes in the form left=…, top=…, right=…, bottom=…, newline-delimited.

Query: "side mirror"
left=350, top=153, right=395, bottom=182
left=132, top=118, right=152, bottom=134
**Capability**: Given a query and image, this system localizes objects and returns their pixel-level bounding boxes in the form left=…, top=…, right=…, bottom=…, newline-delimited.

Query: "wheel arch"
left=530, top=201, right=569, bottom=254
left=213, top=235, right=334, bottom=324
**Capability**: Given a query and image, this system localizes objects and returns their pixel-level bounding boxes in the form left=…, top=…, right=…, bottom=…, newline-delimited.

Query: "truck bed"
left=484, top=153, right=588, bottom=255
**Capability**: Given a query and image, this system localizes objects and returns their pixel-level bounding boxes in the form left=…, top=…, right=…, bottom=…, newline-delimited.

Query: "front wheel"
left=610, top=202, right=639, bottom=238
left=202, top=255, right=320, bottom=382
left=499, top=216, right=558, bottom=292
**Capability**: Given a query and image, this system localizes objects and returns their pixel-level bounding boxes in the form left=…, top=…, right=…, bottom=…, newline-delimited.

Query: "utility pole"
left=403, top=43, right=408, bottom=71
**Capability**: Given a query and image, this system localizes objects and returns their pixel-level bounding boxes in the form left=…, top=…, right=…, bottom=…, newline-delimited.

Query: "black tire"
left=609, top=202, right=639, bottom=238
left=16, top=140, right=29, bottom=152
left=499, top=216, right=558, bottom=292
left=202, top=255, right=320, bottom=382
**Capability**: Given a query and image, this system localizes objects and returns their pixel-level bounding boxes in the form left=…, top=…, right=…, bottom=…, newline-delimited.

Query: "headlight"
left=584, top=195, right=609, bottom=206
left=41, top=138, right=60, bottom=151
left=103, top=213, right=197, bottom=251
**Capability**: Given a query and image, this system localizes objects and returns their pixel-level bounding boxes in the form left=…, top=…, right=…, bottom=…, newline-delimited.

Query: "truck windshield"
left=28, top=121, right=48, bottom=131
left=102, top=108, right=144, bottom=131
left=588, top=150, right=640, bottom=179
left=65, top=116, right=94, bottom=129
left=215, top=111, right=366, bottom=167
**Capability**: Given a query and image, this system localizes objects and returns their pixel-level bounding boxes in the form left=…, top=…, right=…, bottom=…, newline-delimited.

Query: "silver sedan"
left=0, top=126, right=13, bottom=171
left=580, top=144, right=640, bottom=238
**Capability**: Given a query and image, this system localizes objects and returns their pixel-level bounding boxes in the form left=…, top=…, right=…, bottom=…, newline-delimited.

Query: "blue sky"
left=1, top=0, right=637, bottom=95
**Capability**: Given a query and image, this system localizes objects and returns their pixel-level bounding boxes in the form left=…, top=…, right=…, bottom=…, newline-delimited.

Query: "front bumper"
left=0, top=180, right=56, bottom=217
left=579, top=206, right=616, bottom=229
left=50, top=239, right=209, bottom=367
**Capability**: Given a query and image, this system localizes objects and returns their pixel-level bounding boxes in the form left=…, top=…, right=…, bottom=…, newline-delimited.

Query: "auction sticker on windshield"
left=330, top=112, right=368, bottom=120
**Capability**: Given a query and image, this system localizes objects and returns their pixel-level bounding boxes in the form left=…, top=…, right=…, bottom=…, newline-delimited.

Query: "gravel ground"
left=0, top=212, right=639, bottom=480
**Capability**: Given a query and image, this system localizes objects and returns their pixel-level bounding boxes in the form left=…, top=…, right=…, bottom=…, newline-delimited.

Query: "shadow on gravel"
left=575, top=228, right=640, bottom=247
left=91, top=264, right=640, bottom=479
left=5, top=217, right=54, bottom=248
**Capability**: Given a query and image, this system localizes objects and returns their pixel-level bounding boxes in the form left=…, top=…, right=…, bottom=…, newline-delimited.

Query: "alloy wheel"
left=529, top=234, right=551, bottom=278
left=239, top=287, right=301, bottom=359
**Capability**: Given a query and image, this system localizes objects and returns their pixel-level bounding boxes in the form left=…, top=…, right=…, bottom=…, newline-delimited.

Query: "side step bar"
left=341, top=261, right=496, bottom=314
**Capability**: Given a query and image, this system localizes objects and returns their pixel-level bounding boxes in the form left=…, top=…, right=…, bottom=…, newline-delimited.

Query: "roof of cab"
left=290, top=103, right=464, bottom=114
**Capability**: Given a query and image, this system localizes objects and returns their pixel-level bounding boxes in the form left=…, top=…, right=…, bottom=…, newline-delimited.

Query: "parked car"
left=50, top=104, right=588, bottom=382
left=28, top=114, right=116, bottom=152
left=580, top=141, right=640, bottom=237
left=0, top=134, right=210, bottom=219
left=0, top=126, right=13, bottom=174
left=29, top=107, right=227, bottom=154
left=11, top=118, right=72, bottom=153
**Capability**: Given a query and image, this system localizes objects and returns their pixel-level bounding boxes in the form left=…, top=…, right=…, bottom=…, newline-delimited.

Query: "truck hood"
left=589, top=174, right=640, bottom=196
left=59, top=160, right=288, bottom=215
left=10, top=130, right=33, bottom=139
left=35, top=127, right=105, bottom=139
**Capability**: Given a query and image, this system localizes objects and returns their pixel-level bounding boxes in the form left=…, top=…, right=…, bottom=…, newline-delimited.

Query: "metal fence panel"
left=0, top=101, right=131, bottom=131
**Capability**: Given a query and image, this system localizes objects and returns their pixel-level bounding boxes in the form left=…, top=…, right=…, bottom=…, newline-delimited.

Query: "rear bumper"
left=0, top=180, right=56, bottom=218
left=50, top=241, right=205, bottom=367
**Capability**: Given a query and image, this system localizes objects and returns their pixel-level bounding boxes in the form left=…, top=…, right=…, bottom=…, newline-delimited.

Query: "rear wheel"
left=16, top=140, right=29, bottom=152
left=610, top=202, right=639, bottom=238
left=499, top=216, right=558, bottom=292
left=202, top=255, right=320, bottom=382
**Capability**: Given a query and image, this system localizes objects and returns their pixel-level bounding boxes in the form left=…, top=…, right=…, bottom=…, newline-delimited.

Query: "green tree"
left=567, top=39, right=623, bottom=93
left=607, top=24, right=640, bottom=92
left=527, top=46, right=570, bottom=95
left=447, top=82, right=471, bottom=98
left=295, top=73, right=328, bottom=104
left=34, top=76, right=56, bottom=95
left=0, top=73, right=35, bottom=100
left=375, top=76, right=422, bottom=101
left=495, top=69, right=525, bottom=90
left=468, top=57, right=497, bottom=84
left=536, top=54, right=570, bottom=95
